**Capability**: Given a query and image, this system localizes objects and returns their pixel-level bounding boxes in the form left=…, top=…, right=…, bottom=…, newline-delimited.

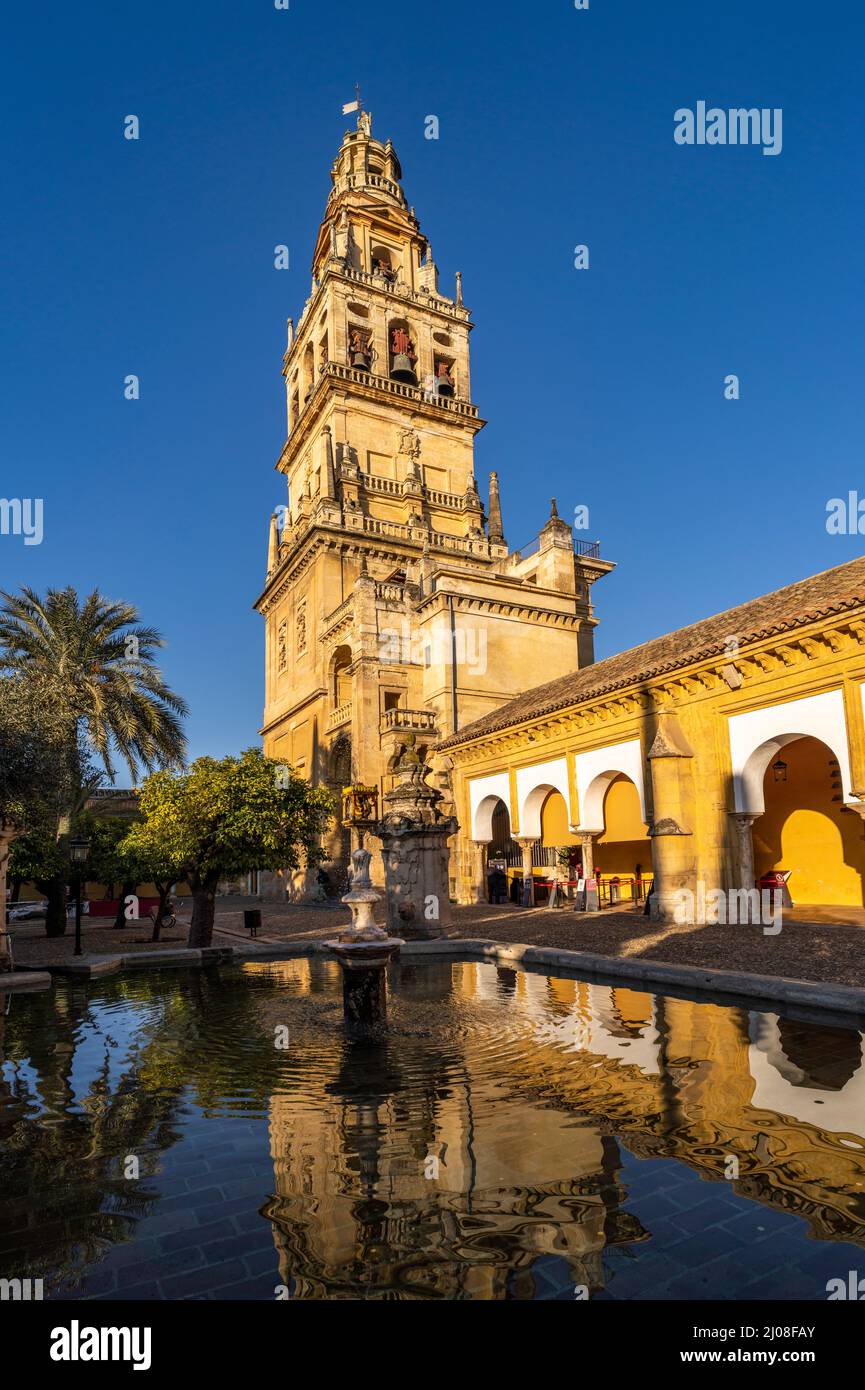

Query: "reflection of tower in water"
left=260, top=962, right=649, bottom=1300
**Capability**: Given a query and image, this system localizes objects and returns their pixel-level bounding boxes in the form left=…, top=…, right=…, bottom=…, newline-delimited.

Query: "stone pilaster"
left=647, top=713, right=697, bottom=923
left=729, top=812, right=759, bottom=892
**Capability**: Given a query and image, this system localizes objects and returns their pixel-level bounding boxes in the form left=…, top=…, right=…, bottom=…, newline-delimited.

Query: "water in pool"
left=1, top=958, right=864, bottom=1300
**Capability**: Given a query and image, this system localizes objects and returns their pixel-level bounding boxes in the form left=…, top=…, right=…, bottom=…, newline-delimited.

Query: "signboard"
left=585, top=876, right=599, bottom=913
left=519, top=875, right=533, bottom=907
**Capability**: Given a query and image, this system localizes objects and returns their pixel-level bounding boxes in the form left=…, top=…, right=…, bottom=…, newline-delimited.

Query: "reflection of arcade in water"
left=255, top=959, right=865, bottom=1299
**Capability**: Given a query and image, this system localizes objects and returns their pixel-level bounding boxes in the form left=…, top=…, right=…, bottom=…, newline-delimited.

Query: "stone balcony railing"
left=282, top=359, right=481, bottom=457
left=356, top=473, right=468, bottom=514
left=325, top=362, right=479, bottom=418
left=375, top=581, right=405, bottom=604
left=327, top=172, right=405, bottom=206
left=380, top=708, right=437, bottom=735
left=327, top=701, right=352, bottom=731
left=276, top=512, right=491, bottom=577
left=364, top=474, right=403, bottom=498
left=332, top=263, right=470, bottom=323
left=321, top=596, right=354, bottom=638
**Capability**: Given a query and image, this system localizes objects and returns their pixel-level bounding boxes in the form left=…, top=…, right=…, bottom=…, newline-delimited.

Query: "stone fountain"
left=324, top=786, right=404, bottom=1032
left=377, top=735, right=458, bottom=940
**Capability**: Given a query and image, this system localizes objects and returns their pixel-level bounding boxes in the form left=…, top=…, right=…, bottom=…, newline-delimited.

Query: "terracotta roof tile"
left=437, top=554, right=865, bottom=750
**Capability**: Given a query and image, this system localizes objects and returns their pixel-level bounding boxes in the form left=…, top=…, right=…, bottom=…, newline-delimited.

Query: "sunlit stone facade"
left=255, top=111, right=612, bottom=895
left=440, top=556, right=865, bottom=917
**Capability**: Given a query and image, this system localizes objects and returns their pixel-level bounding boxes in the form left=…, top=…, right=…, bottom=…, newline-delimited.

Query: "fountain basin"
left=323, top=935, right=405, bottom=1031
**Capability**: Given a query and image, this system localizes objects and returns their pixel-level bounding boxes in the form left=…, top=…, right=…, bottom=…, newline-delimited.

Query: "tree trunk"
left=0, top=837, right=13, bottom=972
left=151, top=884, right=171, bottom=943
left=40, top=879, right=67, bottom=937
left=188, top=885, right=216, bottom=948
left=10, top=878, right=22, bottom=904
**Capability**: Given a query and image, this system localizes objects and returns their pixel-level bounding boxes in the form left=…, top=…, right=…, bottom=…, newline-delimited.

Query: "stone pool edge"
left=5, top=936, right=865, bottom=1018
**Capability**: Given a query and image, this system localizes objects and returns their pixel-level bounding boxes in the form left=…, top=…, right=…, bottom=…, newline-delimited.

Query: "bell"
left=436, top=374, right=454, bottom=398
left=391, top=353, right=417, bottom=385
left=351, top=348, right=370, bottom=371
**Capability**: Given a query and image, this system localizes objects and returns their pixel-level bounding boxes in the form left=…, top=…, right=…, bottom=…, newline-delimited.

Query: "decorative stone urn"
left=377, top=735, right=459, bottom=940
left=323, top=844, right=404, bottom=1030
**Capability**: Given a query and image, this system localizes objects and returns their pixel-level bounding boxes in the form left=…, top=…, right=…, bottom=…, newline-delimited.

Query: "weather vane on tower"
left=342, top=84, right=371, bottom=133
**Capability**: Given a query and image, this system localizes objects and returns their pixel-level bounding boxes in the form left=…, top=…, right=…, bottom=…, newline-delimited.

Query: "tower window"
left=371, top=245, right=397, bottom=282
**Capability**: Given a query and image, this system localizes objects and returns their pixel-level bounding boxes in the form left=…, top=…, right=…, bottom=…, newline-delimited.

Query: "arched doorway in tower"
left=331, top=645, right=353, bottom=711
left=593, top=774, right=652, bottom=906
left=752, top=737, right=865, bottom=906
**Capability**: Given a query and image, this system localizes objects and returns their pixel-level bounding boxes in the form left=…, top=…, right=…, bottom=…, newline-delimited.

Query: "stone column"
left=579, top=833, right=596, bottom=880
left=730, top=813, right=758, bottom=891
left=472, top=839, right=491, bottom=904
left=517, top=838, right=537, bottom=906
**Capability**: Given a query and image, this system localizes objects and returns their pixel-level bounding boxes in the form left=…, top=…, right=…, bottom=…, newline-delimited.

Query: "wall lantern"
left=772, top=758, right=788, bottom=783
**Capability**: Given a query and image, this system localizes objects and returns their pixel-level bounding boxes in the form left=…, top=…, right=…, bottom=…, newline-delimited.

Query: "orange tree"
left=124, top=749, right=334, bottom=947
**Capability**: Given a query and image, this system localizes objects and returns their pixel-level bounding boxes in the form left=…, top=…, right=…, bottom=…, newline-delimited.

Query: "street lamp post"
left=68, top=836, right=91, bottom=958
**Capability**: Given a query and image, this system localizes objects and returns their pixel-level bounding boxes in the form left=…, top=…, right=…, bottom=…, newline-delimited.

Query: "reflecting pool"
left=1, top=958, right=864, bottom=1300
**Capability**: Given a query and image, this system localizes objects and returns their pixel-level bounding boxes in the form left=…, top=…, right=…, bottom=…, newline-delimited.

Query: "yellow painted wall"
left=540, top=790, right=579, bottom=846
left=753, top=737, right=865, bottom=906
left=595, top=775, right=650, bottom=881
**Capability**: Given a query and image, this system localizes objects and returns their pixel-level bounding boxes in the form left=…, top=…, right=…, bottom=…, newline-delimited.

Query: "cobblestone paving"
left=213, top=897, right=865, bottom=989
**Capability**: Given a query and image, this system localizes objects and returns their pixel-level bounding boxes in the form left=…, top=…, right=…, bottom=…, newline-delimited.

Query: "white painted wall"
left=749, top=1012, right=865, bottom=1135
left=574, top=738, right=646, bottom=831
left=468, top=771, right=512, bottom=840
left=515, top=757, right=571, bottom=838
left=728, top=689, right=851, bottom=813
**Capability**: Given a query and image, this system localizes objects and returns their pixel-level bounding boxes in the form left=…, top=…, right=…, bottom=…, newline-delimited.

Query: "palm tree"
left=0, top=586, right=188, bottom=937
left=0, top=586, right=187, bottom=780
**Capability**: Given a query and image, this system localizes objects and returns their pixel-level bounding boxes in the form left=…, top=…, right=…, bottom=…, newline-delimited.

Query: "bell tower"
left=279, top=107, right=482, bottom=525
left=256, top=108, right=614, bottom=897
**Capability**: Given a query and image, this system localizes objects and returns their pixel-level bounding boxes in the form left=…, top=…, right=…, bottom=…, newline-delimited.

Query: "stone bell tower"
left=255, top=106, right=613, bottom=898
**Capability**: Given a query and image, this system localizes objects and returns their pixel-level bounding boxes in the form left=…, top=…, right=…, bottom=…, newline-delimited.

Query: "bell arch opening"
left=388, top=317, right=418, bottom=385
left=330, top=644, right=353, bottom=708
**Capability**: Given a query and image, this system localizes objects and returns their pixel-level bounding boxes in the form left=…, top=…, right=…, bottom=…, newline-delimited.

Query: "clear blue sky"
left=2, top=0, right=863, bottom=765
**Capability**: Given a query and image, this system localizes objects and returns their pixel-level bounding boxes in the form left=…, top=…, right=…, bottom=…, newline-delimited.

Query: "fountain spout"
left=324, top=842, right=404, bottom=1032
